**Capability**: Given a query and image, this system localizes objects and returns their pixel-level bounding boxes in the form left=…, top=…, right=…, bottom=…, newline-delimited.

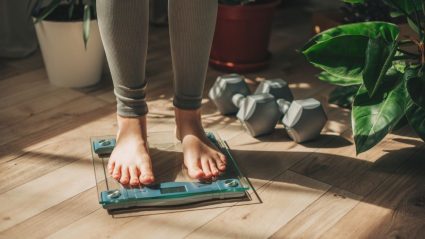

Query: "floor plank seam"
left=45, top=207, right=102, bottom=238
left=268, top=186, right=334, bottom=238
left=0, top=103, right=116, bottom=152
left=1, top=92, right=110, bottom=131
left=0, top=186, right=101, bottom=235
left=0, top=154, right=91, bottom=195
left=317, top=144, right=425, bottom=237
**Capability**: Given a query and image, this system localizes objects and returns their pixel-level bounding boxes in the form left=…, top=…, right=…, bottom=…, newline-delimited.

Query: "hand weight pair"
left=208, top=74, right=327, bottom=143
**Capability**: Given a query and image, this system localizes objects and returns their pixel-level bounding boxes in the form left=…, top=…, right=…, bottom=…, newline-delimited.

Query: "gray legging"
left=97, top=0, right=218, bottom=117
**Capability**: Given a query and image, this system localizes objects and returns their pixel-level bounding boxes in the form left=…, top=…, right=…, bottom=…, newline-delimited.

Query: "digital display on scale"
left=160, top=186, right=187, bottom=194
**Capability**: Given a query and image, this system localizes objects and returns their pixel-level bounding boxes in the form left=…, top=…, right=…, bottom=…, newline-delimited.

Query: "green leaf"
left=384, top=0, right=423, bottom=34
left=405, top=68, right=425, bottom=109
left=393, top=115, right=408, bottom=130
left=302, top=22, right=400, bottom=52
left=329, top=85, right=359, bottom=108
left=362, top=37, right=398, bottom=97
left=303, top=35, right=369, bottom=81
left=384, top=0, right=422, bottom=14
left=406, top=103, right=425, bottom=141
left=68, top=3, right=75, bottom=19
left=352, top=83, right=408, bottom=154
left=318, top=71, right=363, bottom=86
left=83, top=4, right=91, bottom=49
left=34, top=0, right=62, bottom=24
left=407, top=17, right=420, bottom=34
left=393, top=60, right=407, bottom=73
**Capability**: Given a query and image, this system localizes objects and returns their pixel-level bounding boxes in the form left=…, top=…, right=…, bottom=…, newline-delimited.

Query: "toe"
left=140, top=174, right=155, bottom=185
left=217, top=152, right=227, bottom=165
left=214, top=155, right=226, bottom=171
left=120, top=166, right=130, bottom=185
left=112, top=164, right=121, bottom=181
left=209, top=159, right=219, bottom=176
left=187, top=163, right=204, bottom=179
left=201, top=158, right=212, bottom=178
left=107, top=160, right=115, bottom=175
left=129, top=166, right=140, bottom=186
left=138, top=163, right=154, bottom=184
left=185, top=155, right=205, bottom=179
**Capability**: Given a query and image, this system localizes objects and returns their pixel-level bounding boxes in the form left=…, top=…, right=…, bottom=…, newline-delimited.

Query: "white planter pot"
left=34, top=19, right=105, bottom=88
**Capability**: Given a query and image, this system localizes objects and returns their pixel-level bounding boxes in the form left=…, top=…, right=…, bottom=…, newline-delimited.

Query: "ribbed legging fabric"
left=96, top=0, right=218, bottom=117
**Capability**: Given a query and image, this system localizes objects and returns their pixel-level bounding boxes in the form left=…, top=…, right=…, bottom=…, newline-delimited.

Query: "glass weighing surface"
left=91, top=131, right=256, bottom=215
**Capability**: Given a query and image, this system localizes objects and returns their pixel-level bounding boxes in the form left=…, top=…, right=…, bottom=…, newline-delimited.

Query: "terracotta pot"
left=210, top=0, right=280, bottom=73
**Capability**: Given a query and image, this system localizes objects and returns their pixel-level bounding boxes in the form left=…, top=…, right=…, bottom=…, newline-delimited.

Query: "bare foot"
left=108, top=115, right=154, bottom=186
left=175, top=108, right=227, bottom=180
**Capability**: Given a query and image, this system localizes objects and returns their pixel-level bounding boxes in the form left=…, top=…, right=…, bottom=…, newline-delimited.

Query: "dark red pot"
left=210, top=0, right=280, bottom=73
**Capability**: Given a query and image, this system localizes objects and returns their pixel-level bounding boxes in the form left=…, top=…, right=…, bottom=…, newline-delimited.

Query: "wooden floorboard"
left=322, top=146, right=425, bottom=239
left=270, top=187, right=362, bottom=239
left=1, top=5, right=424, bottom=239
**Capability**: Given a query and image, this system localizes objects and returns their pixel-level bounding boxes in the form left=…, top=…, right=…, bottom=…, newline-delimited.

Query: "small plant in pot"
left=302, top=0, right=425, bottom=154
left=33, top=0, right=105, bottom=88
left=210, top=0, right=281, bottom=73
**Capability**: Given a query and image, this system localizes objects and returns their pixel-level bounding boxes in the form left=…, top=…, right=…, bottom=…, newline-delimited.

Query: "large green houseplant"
left=302, top=0, right=425, bottom=154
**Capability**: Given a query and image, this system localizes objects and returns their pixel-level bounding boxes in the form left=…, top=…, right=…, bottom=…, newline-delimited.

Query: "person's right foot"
left=108, top=115, right=154, bottom=186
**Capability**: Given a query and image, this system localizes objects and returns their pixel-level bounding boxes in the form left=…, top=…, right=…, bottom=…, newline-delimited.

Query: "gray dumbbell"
left=233, top=93, right=282, bottom=137
left=255, top=78, right=294, bottom=102
left=236, top=93, right=327, bottom=142
left=276, top=98, right=327, bottom=143
left=208, top=74, right=250, bottom=115
left=255, top=79, right=327, bottom=142
left=210, top=75, right=327, bottom=142
left=209, top=74, right=283, bottom=136
left=233, top=78, right=293, bottom=137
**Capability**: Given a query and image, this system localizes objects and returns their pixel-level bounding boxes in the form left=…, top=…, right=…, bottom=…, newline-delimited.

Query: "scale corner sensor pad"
left=90, top=132, right=252, bottom=214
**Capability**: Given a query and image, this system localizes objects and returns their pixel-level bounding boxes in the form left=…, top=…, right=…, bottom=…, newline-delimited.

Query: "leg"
left=169, top=0, right=226, bottom=179
left=97, top=0, right=154, bottom=186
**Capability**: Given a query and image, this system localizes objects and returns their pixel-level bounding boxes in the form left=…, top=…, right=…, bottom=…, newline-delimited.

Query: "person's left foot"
left=175, top=108, right=227, bottom=180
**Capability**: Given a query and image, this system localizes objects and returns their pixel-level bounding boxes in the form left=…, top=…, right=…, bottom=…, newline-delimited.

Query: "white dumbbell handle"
left=276, top=99, right=291, bottom=115
left=232, top=93, right=246, bottom=108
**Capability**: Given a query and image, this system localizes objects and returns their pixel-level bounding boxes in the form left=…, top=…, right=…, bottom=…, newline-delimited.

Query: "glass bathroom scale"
left=91, top=132, right=255, bottom=215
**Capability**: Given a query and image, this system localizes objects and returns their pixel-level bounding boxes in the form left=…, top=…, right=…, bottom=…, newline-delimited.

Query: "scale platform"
left=91, top=132, right=255, bottom=215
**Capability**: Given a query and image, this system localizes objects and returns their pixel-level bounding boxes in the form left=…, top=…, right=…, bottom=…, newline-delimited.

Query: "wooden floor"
left=1, top=6, right=425, bottom=239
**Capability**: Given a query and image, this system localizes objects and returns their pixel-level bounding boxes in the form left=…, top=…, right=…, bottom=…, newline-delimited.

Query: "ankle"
left=174, top=108, right=204, bottom=139
left=116, top=115, right=148, bottom=141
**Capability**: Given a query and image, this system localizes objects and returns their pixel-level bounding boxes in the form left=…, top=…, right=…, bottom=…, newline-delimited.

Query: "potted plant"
left=33, top=0, right=104, bottom=88
left=209, top=0, right=281, bottom=73
left=302, top=0, right=425, bottom=154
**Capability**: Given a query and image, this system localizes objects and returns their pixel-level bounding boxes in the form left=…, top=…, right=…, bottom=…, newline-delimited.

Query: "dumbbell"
left=254, top=78, right=294, bottom=103
left=208, top=74, right=283, bottom=136
left=208, top=74, right=251, bottom=115
left=209, top=75, right=291, bottom=137
left=277, top=97, right=327, bottom=142
left=243, top=79, right=327, bottom=142
left=208, top=75, right=293, bottom=115
left=209, top=75, right=327, bottom=142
